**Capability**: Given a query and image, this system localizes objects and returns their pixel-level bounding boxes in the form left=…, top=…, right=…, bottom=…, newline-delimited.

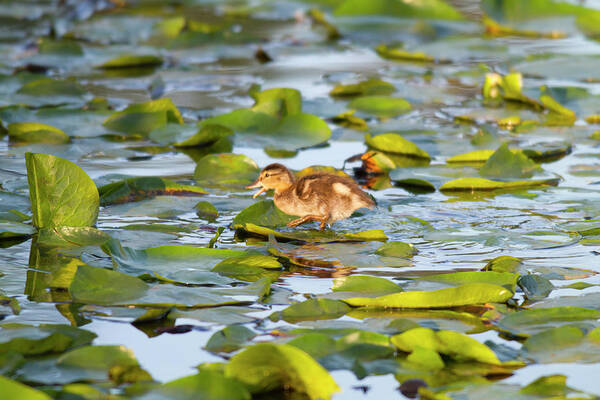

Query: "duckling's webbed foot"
left=287, top=215, right=328, bottom=230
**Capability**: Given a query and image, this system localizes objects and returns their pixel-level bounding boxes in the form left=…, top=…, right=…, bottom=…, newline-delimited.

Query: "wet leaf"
left=8, top=122, right=70, bottom=144
left=205, top=325, right=256, bottom=353
left=137, top=370, right=251, bottom=400
left=225, top=343, right=340, bottom=399
left=332, top=276, right=403, bottom=294
left=330, top=110, right=368, bottom=131
left=0, top=221, right=34, bottom=240
left=0, top=323, right=96, bottom=355
left=213, top=255, right=282, bottom=271
left=0, top=375, right=51, bottom=400
left=446, top=150, right=495, bottom=164
left=69, top=264, right=149, bottom=305
left=232, top=200, right=296, bottom=228
left=349, top=96, right=412, bottom=118
left=330, top=79, right=395, bottom=98
left=26, top=153, right=99, bottom=228
left=417, top=271, right=519, bottom=293
left=271, top=298, right=351, bottom=323
left=17, top=77, right=86, bottom=97
left=250, top=88, right=302, bottom=117
left=343, top=283, right=513, bottom=308
left=522, top=326, right=585, bottom=354
left=194, top=201, right=218, bottom=221
left=334, top=0, right=464, bottom=20
left=97, top=55, right=163, bottom=69
left=375, top=44, right=435, bottom=63
left=99, top=177, right=206, bottom=205
left=365, top=133, right=430, bottom=159
left=480, top=143, right=540, bottom=179
left=235, top=223, right=386, bottom=243
left=375, top=241, right=417, bottom=258
left=194, top=153, right=259, bottom=187
left=174, top=124, right=233, bottom=148
left=440, top=177, right=557, bottom=192
left=496, top=307, right=600, bottom=337
left=482, top=256, right=523, bottom=273
left=518, top=274, right=554, bottom=301
left=38, top=38, right=83, bottom=55
left=103, top=99, right=183, bottom=135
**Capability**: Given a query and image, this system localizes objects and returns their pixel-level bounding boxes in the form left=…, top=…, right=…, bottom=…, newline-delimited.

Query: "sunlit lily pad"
left=96, top=55, right=163, bottom=69
left=330, top=79, right=395, bottom=98
left=232, top=200, right=296, bottom=228
left=332, top=276, right=403, bottom=294
left=365, top=133, right=430, bottom=159
left=8, top=122, right=70, bottom=144
left=271, top=298, right=351, bottom=323
left=235, top=223, right=387, bottom=243
left=440, top=177, right=558, bottom=192
left=349, top=96, right=411, bottom=118
left=343, top=283, right=513, bottom=308
left=375, top=44, right=435, bottom=63
left=417, top=271, right=519, bottom=293
left=103, top=99, right=183, bottom=135
left=334, top=0, right=464, bottom=20
left=225, top=343, right=340, bottom=400
left=0, top=375, right=51, bottom=400
left=194, top=153, right=259, bottom=187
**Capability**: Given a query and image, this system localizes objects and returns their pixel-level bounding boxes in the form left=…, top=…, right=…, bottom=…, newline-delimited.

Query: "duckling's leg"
left=287, top=215, right=328, bottom=229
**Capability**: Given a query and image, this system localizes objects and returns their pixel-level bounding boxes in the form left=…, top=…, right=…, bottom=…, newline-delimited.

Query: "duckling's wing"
left=295, top=174, right=326, bottom=200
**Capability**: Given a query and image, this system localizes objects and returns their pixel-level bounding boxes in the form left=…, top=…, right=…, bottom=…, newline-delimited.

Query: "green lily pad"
left=365, top=133, right=430, bottom=159
left=440, top=177, right=558, bottom=192
left=496, top=307, right=600, bottom=337
left=330, top=110, right=368, bottom=131
left=271, top=298, right=351, bottom=323
left=99, top=177, right=206, bottom=205
left=194, top=153, right=259, bottom=187
left=349, top=96, right=412, bottom=118
left=343, top=283, right=513, bottom=308
left=17, top=77, right=86, bottom=97
left=375, top=241, right=417, bottom=258
left=225, top=343, right=340, bottom=399
left=174, top=124, right=233, bottom=148
left=194, top=201, right=219, bottom=221
left=69, top=264, right=149, bottom=305
left=480, top=143, right=540, bottom=179
left=518, top=274, right=555, bottom=301
left=0, top=323, right=96, bottom=355
left=103, top=98, right=183, bottom=135
left=375, top=43, right=435, bottom=62
left=205, top=325, right=256, bottom=353
left=0, top=375, right=51, bottom=400
left=332, top=276, right=403, bottom=294
left=334, top=0, right=464, bottom=20
left=38, top=38, right=83, bottom=55
left=8, top=122, right=70, bottom=144
left=330, top=79, right=395, bottom=98
left=235, top=223, right=387, bottom=243
left=136, top=370, right=250, bottom=400
left=417, top=271, right=519, bottom=293
left=97, top=55, right=163, bottom=69
left=446, top=150, right=496, bottom=164
left=26, top=153, right=99, bottom=228
left=232, top=200, right=297, bottom=228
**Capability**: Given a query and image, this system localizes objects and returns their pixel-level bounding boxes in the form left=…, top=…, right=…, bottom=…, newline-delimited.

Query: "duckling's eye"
left=265, top=173, right=270, bottom=178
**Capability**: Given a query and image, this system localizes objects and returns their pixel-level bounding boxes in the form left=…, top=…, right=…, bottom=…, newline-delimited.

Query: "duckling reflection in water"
left=246, top=163, right=375, bottom=231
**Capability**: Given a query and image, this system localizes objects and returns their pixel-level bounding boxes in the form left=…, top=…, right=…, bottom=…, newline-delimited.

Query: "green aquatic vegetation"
left=349, top=96, right=412, bottom=117
left=8, top=122, right=70, bottom=144
left=103, top=98, right=183, bottom=135
left=194, top=153, right=259, bottom=187
left=329, top=78, right=395, bottom=97
left=365, top=133, right=430, bottom=159
left=99, top=177, right=207, bottom=205
left=96, top=54, right=163, bottom=69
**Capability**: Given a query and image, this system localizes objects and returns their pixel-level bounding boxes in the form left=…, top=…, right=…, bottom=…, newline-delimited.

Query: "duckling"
left=246, top=163, right=375, bottom=230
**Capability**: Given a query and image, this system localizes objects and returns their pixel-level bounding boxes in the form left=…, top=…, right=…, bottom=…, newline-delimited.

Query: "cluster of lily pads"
left=3, top=0, right=600, bottom=399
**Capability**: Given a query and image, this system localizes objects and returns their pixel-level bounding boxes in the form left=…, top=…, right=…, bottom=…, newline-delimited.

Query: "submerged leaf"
left=25, top=153, right=99, bottom=228
left=480, top=143, right=540, bottom=179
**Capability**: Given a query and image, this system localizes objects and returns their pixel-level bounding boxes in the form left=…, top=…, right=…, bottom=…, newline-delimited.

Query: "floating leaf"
left=308, top=8, right=341, bottom=40
left=99, top=177, right=206, bottom=205
left=225, top=343, right=340, bottom=400
left=232, top=200, right=296, bottom=228
left=497, top=307, right=600, bottom=337
left=97, top=55, right=163, bottom=69
left=343, top=283, right=513, bottom=308
left=194, top=201, right=218, bottom=221
left=375, top=241, right=417, bottom=258
left=518, top=274, right=554, bottom=301
left=482, top=256, right=523, bottom=273
left=38, top=38, right=83, bottom=55
left=334, top=0, right=464, bottom=20
left=332, top=276, right=403, bottom=294
left=235, top=223, right=386, bottom=243
left=137, top=370, right=251, bottom=400
left=213, top=255, right=282, bottom=271
left=250, top=88, right=302, bottom=117
left=480, top=143, right=540, bottom=179
left=365, top=133, right=430, bottom=159
left=103, top=98, right=183, bottom=135
left=418, top=271, right=519, bottom=293
left=205, top=325, right=256, bottom=353
left=0, top=323, right=96, bottom=355
left=0, top=375, right=51, bottom=400
left=8, top=122, right=70, bottom=144
left=271, top=298, right=351, bottom=323
left=0, top=221, right=34, bottom=240
left=446, top=149, right=495, bottom=164
left=174, top=124, right=233, bottom=148
left=17, top=78, right=86, bottom=97
left=440, top=177, right=557, bottom=192
left=349, top=96, right=411, bottom=117
left=330, top=79, right=395, bottom=98
left=69, top=264, right=149, bottom=305
left=330, top=110, right=368, bottom=130
left=26, top=153, right=99, bottom=228
left=194, top=153, right=259, bottom=187
left=375, top=44, right=435, bottom=63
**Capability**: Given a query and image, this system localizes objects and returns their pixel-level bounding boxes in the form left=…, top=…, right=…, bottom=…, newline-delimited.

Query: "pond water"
left=2, top=0, right=600, bottom=399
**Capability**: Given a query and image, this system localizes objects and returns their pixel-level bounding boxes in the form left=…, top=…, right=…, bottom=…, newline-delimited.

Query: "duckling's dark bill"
left=246, top=179, right=267, bottom=198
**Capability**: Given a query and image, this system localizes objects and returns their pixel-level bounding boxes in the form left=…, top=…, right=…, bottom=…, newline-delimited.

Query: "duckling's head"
left=246, top=163, right=295, bottom=198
